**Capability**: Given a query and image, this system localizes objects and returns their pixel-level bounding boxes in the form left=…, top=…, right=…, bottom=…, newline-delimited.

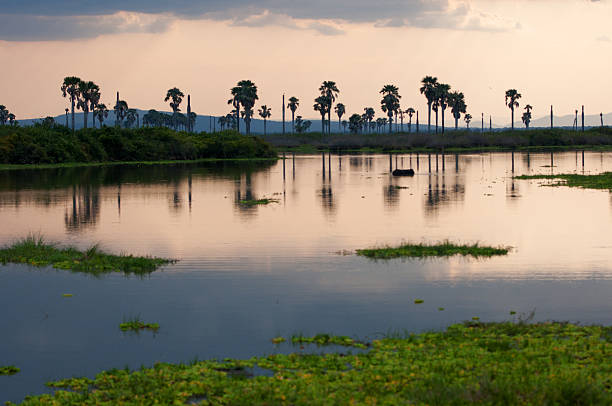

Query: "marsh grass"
left=12, top=322, right=612, bottom=405
left=515, top=172, right=612, bottom=191
left=0, top=366, right=19, bottom=376
left=238, top=198, right=279, bottom=206
left=119, top=316, right=160, bottom=332
left=0, top=234, right=173, bottom=275
left=290, top=334, right=369, bottom=349
left=356, top=240, right=509, bottom=259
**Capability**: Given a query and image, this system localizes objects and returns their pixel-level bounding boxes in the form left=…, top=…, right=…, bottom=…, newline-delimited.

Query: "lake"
left=1, top=151, right=612, bottom=403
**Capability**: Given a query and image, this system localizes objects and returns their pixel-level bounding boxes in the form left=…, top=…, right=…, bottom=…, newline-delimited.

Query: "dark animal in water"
left=392, top=169, right=415, bottom=176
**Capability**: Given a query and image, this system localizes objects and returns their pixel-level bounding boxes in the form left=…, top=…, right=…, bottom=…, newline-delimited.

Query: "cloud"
left=1, top=0, right=516, bottom=41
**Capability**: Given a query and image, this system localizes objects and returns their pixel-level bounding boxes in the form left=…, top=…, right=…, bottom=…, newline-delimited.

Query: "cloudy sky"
left=1, top=0, right=611, bottom=124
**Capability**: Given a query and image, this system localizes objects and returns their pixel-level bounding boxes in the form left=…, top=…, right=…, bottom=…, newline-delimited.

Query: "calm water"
left=1, top=152, right=612, bottom=402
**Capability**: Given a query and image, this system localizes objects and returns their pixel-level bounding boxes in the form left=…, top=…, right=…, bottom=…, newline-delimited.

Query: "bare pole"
left=282, top=94, right=286, bottom=135
left=582, top=105, right=584, bottom=132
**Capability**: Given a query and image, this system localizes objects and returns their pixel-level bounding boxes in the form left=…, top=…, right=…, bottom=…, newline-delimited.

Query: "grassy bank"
left=356, top=241, right=509, bottom=259
left=264, top=127, right=612, bottom=152
left=0, top=126, right=276, bottom=165
left=0, top=235, right=173, bottom=276
left=515, top=172, right=612, bottom=191
left=10, top=322, right=612, bottom=405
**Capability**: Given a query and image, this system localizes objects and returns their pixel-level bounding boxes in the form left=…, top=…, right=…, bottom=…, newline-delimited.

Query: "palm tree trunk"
left=388, top=116, right=392, bottom=134
left=83, top=108, right=88, bottom=129
left=338, top=117, right=341, bottom=134
left=292, top=111, right=295, bottom=135
left=511, top=107, right=514, bottom=130
left=236, top=106, right=240, bottom=134
left=435, top=111, right=438, bottom=134
left=71, top=96, right=75, bottom=131
left=328, top=110, right=332, bottom=135
left=322, top=116, right=325, bottom=133
left=409, top=118, right=412, bottom=133
left=427, top=102, right=431, bottom=133
left=455, top=116, right=458, bottom=129
left=441, top=108, right=445, bottom=134
left=264, top=118, right=267, bottom=135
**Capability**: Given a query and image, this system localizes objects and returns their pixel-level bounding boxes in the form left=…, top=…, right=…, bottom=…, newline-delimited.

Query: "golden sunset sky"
left=1, top=0, right=610, bottom=124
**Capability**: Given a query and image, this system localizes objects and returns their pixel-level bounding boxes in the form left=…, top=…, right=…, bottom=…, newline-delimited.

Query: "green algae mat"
left=9, top=322, right=612, bottom=405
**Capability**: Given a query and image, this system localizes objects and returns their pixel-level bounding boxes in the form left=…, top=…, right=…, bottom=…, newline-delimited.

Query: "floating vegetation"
left=0, top=366, right=19, bottom=376
left=290, top=334, right=368, bottom=349
left=438, top=307, right=445, bottom=311
left=515, top=172, right=612, bottom=191
left=119, top=317, right=160, bottom=332
left=62, top=294, right=73, bottom=298
left=414, top=299, right=424, bottom=304
left=11, top=322, right=612, bottom=405
left=356, top=241, right=509, bottom=259
left=271, top=337, right=286, bottom=344
left=0, top=235, right=173, bottom=276
left=391, top=185, right=410, bottom=190
left=238, top=198, right=280, bottom=206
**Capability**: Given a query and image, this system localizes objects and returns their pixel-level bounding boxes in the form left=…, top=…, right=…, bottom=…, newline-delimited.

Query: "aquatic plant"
left=515, top=172, right=612, bottom=191
left=238, top=198, right=279, bottom=206
left=0, top=366, right=19, bottom=375
left=10, top=322, right=612, bottom=405
left=119, top=317, right=160, bottom=332
left=290, top=334, right=368, bottom=349
left=356, top=241, right=509, bottom=259
left=0, top=234, right=173, bottom=275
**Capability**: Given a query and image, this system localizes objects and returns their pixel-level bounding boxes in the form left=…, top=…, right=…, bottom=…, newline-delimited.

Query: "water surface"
left=1, top=152, right=612, bottom=402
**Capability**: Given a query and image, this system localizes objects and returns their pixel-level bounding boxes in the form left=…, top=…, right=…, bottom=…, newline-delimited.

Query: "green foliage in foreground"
left=0, top=366, right=19, bottom=376
left=0, top=126, right=276, bottom=165
left=238, top=198, right=279, bottom=206
left=10, top=322, right=612, bottom=405
left=119, top=318, right=160, bottom=332
left=515, top=172, right=612, bottom=191
left=290, top=334, right=368, bottom=349
left=0, top=235, right=173, bottom=276
left=356, top=241, right=509, bottom=259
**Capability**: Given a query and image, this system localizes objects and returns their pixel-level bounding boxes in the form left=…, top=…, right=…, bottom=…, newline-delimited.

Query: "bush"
left=0, top=125, right=277, bottom=164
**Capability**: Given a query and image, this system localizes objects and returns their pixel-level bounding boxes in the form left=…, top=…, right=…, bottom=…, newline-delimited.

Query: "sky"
left=1, top=0, right=611, bottom=125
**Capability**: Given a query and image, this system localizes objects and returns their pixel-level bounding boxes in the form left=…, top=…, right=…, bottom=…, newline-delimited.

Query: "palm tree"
left=335, top=103, right=346, bottom=133
left=341, top=120, right=348, bottom=133
left=363, top=107, right=375, bottom=133
left=65, top=108, right=69, bottom=127
left=230, top=80, right=258, bottom=135
left=406, top=108, right=415, bottom=133
left=76, top=80, right=100, bottom=129
left=114, top=100, right=128, bottom=127
left=188, top=112, right=197, bottom=132
left=126, top=109, right=138, bottom=128
left=258, top=105, right=272, bottom=135
left=8, top=113, right=16, bottom=126
left=0, top=105, right=9, bottom=125
left=93, top=103, right=109, bottom=127
left=61, top=76, right=81, bottom=131
left=89, top=87, right=101, bottom=128
left=505, top=89, right=522, bottom=129
left=447, top=91, right=467, bottom=130
left=380, top=85, right=401, bottom=134
left=165, top=88, right=185, bottom=113
left=464, top=113, right=472, bottom=129
left=522, top=104, right=532, bottom=129
left=348, top=113, right=363, bottom=134
left=435, top=83, right=451, bottom=134
left=287, top=97, right=299, bottom=134
left=314, top=96, right=330, bottom=133
left=319, top=81, right=339, bottom=134
left=420, top=76, right=438, bottom=133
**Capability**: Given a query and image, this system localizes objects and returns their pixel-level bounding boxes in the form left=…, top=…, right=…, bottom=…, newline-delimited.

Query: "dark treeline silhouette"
left=0, top=125, right=276, bottom=165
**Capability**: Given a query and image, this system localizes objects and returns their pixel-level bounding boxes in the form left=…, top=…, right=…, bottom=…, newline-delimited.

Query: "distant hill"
left=16, top=110, right=612, bottom=133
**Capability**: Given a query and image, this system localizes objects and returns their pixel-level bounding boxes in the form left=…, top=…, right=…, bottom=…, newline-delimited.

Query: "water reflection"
left=424, top=174, right=465, bottom=215
left=64, top=185, right=100, bottom=232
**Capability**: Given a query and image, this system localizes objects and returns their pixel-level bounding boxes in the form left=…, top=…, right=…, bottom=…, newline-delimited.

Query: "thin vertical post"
left=551, top=105, right=553, bottom=128
left=481, top=113, right=484, bottom=133
left=489, top=116, right=492, bottom=131
left=187, top=95, right=191, bottom=132
left=282, top=94, right=286, bottom=135
left=581, top=105, right=584, bottom=132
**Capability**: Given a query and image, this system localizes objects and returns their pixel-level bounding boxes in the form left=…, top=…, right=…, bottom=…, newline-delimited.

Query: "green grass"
left=515, top=172, right=612, bottom=191
left=290, top=333, right=369, bottom=349
left=0, top=366, right=19, bottom=376
left=356, top=241, right=509, bottom=259
left=10, top=322, right=612, bottom=405
left=119, top=317, right=160, bottom=332
left=238, top=198, right=279, bottom=206
left=0, top=234, right=173, bottom=276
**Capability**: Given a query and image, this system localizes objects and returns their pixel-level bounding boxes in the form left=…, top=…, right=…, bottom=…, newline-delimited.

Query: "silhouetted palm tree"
left=447, top=91, right=467, bottom=130
left=420, top=76, right=438, bottom=133
left=348, top=113, right=363, bottom=134
left=335, top=103, right=346, bottom=133
left=93, top=103, right=109, bottom=127
left=258, top=105, right=272, bottom=135
left=522, top=104, right=532, bottom=129
left=65, top=108, right=69, bottom=127
left=126, top=109, right=138, bottom=128
left=61, top=76, right=81, bottom=131
left=230, top=80, right=258, bottom=134
left=188, top=112, right=197, bottom=131
left=341, top=120, right=348, bottom=133
left=165, top=88, right=185, bottom=113
left=436, top=83, right=451, bottom=134
left=287, top=96, right=299, bottom=134
left=380, top=85, right=401, bottom=134
left=314, top=95, right=330, bottom=133
left=114, top=100, right=128, bottom=127
left=8, top=113, right=16, bottom=126
left=406, top=108, right=415, bottom=133
left=464, top=113, right=472, bottom=129
left=319, top=81, right=339, bottom=134
left=77, top=80, right=100, bottom=129
left=505, top=89, right=522, bottom=129
left=0, top=105, right=8, bottom=125
left=363, top=107, right=375, bottom=133
left=89, top=88, right=101, bottom=128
